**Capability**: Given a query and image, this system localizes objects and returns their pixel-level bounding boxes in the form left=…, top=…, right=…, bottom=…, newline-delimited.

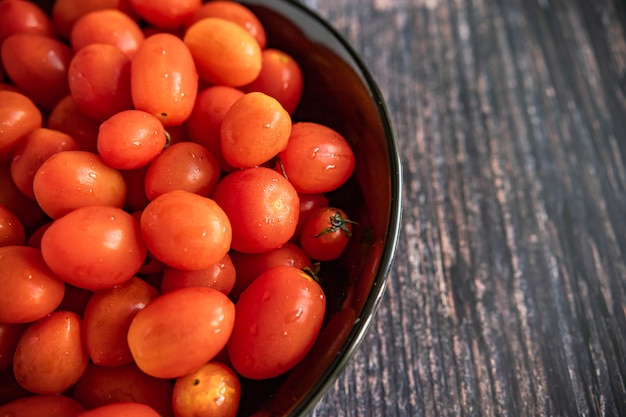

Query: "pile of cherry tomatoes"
left=0, top=0, right=360, bottom=416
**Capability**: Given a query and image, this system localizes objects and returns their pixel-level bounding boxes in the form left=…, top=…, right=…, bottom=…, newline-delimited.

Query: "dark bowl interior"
left=236, top=1, right=402, bottom=415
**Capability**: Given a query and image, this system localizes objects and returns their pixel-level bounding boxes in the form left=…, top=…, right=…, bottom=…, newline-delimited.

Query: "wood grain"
left=303, top=0, right=626, bottom=415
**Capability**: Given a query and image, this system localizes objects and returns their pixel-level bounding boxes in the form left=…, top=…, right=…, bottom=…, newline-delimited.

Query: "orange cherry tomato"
left=10, top=127, right=80, bottom=199
left=32, top=150, right=126, bottom=219
left=131, top=32, right=198, bottom=126
left=0, top=204, right=25, bottom=247
left=0, top=0, right=56, bottom=42
left=0, top=90, right=42, bottom=164
left=184, top=17, right=262, bottom=87
left=13, top=311, right=89, bottom=395
left=68, top=43, right=133, bottom=121
left=0, top=395, right=85, bottom=417
left=40, top=205, right=147, bottom=291
left=220, top=91, right=291, bottom=168
left=1, top=33, right=72, bottom=109
left=70, top=9, right=145, bottom=58
left=130, top=0, right=201, bottom=30
left=187, top=1, right=267, bottom=48
left=172, top=361, right=241, bottom=417
left=127, top=287, right=235, bottom=379
left=0, top=245, right=65, bottom=324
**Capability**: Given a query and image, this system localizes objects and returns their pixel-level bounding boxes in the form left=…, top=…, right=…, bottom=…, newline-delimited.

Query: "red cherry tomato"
left=51, top=0, right=137, bottom=40
left=97, top=109, right=167, bottom=170
left=292, top=193, right=330, bottom=243
left=243, top=48, right=304, bottom=115
left=13, top=311, right=89, bottom=395
left=131, top=32, right=198, bottom=126
left=227, top=266, right=325, bottom=380
left=0, top=90, right=42, bottom=164
left=40, top=205, right=147, bottom=290
left=32, top=150, right=127, bottom=219
left=144, top=141, right=220, bottom=200
left=0, top=395, right=85, bottom=417
left=0, top=245, right=65, bottom=324
left=300, top=207, right=355, bottom=261
left=46, top=95, right=101, bottom=153
left=140, top=190, right=231, bottom=270
left=76, top=402, right=162, bottom=417
left=83, top=276, right=159, bottom=366
left=0, top=163, right=46, bottom=229
left=211, top=167, right=299, bottom=254
left=68, top=43, right=133, bottom=121
left=0, top=204, right=25, bottom=247
left=184, top=17, right=261, bottom=87
left=129, top=0, right=201, bottom=30
left=172, top=361, right=241, bottom=417
left=127, top=287, right=235, bottom=379
left=161, top=253, right=236, bottom=295
left=220, top=91, right=291, bottom=168
left=277, top=121, right=355, bottom=194
left=73, top=362, right=174, bottom=417
left=10, top=127, right=80, bottom=199
left=1, top=33, right=72, bottom=109
left=0, top=0, right=55, bottom=42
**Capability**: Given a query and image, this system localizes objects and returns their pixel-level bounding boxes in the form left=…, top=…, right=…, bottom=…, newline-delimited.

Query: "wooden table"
left=303, top=0, right=626, bottom=415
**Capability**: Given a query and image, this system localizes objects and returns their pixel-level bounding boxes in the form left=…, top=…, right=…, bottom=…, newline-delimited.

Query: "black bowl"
left=235, top=1, right=402, bottom=415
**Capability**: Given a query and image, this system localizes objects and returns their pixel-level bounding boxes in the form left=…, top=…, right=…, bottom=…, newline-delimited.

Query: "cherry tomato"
left=0, top=0, right=55, bottom=42
left=140, top=190, right=231, bottom=270
left=97, top=110, right=167, bottom=170
left=131, top=32, right=198, bottom=126
left=211, top=167, right=299, bottom=254
left=13, top=311, right=89, bottom=395
left=130, top=0, right=201, bottom=30
left=0, top=395, right=85, bottom=417
left=300, top=207, right=355, bottom=261
left=161, top=253, right=236, bottom=295
left=0, top=245, right=65, bottom=324
left=73, top=362, right=174, bottom=417
left=83, top=276, right=159, bottom=366
left=68, top=43, right=133, bottom=121
left=0, top=323, right=27, bottom=372
left=10, top=127, right=80, bottom=199
left=76, top=402, right=161, bottom=417
left=52, top=0, right=136, bottom=40
left=1, top=33, right=72, bottom=109
left=186, top=85, right=244, bottom=172
left=228, top=242, right=313, bottom=301
left=144, top=141, right=220, bottom=200
left=70, top=9, right=145, bottom=58
left=243, top=48, right=304, bottom=115
left=0, top=90, right=42, bottom=164
left=40, top=205, right=147, bottom=290
left=187, top=1, right=266, bottom=49
left=46, top=95, right=101, bottom=153
left=184, top=17, right=262, bottom=87
left=227, top=265, right=325, bottom=380
left=0, top=163, right=46, bottom=229
left=32, top=150, right=127, bottom=219
left=0, top=204, right=25, bottom=247
left=220, top=91, right=291, bottom=168
left=172, top=361, right=240, bottom=417
left=277, top=121, right=355, bottom=194
left=127, top=287, right=235, bottom=379
left=292, top=193, right=329, bottom=243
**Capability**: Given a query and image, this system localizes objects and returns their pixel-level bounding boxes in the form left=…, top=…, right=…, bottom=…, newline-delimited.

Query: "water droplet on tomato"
left=285, top=308, right=303, bottom=323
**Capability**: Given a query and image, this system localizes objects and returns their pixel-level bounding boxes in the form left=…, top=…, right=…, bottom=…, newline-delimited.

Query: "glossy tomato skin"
left=211, top=167, right=299, bottom=254
left=83, top=276, right=159, bottom=366
left=0, top=0, right=55, bottom=42
left=73, top=362, right=174, bottom=417
left=299, top=207, right=354, bottom=261
left=40, top=206, right=147, bottom=290
left=0, top=91, right=42, bottom=164
left=68, top=43, right=133, bottom=121
left=131, top=33, right=198, bottom=126
left=0, top=394, right=85, bottom=417
left=52, top=0, right=137, bottom=40
left=1, top=33, right=72, bottom=109
left=172, top=361, right=241, bottom=417
left=10, top=127, right=80, bottom=199
left=76, top=402, right=162, bottom=417
left=46, top=95, right=101, bottom=153
left=127, top=286, right=235, bottom=379
left=0, top=245, right=65, bottom=324
left=140, top=190, right=231, bottom=270
left=161, top=253, right=236, bottom=295
left=32, top=150, right=127, bottom=219
left=228, top=266, right=326, bottom=380
left=130, top=0, right=201, bottom=30
left=277, top=122, right=355, bottom=194
left=13, top=311, right=89, bottom=395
